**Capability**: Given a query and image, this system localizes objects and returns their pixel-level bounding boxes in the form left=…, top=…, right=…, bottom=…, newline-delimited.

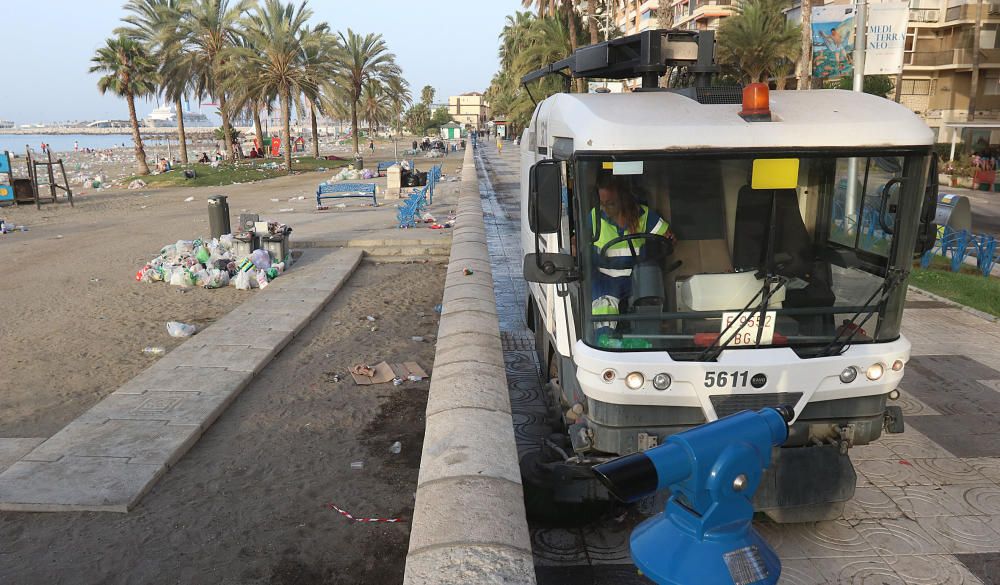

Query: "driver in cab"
left=590, top=172, right=671, bottom=342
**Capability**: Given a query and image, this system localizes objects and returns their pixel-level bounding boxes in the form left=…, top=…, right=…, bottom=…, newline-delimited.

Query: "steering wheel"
left=598, top=233, right=682, bottom=273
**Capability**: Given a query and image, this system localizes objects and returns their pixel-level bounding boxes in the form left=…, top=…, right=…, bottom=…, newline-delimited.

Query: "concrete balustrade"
left=403, top=145, right=536, bottom=585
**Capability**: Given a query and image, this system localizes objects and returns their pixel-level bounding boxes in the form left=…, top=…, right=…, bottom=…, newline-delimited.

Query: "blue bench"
left=376, top=159, right=413, bottom=177
left=397, top=186, right=430, bottom=228
left=426, top=165, right=442, bottom=204
left=316, top=182, right=377, bottom=207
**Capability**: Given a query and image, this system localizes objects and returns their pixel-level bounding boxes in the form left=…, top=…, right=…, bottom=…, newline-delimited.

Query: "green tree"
left=229, top=0, right=331, bottom=173
left=330, top=29, right=402, bottom=154
left=298, top=23, right=338, bottom=158
left=717, top=0, right=801, bottom=84
left=175, top=0, right=250, bottom=160
left=384, top=76, right=412, bottom=135
left=119, top=0, right=193, bottom=163
left=404, top=102, right=431, bottom=135
left=420, top=84, right=435, bottom=106
left=832, top=74, right=895, bottom=99
left=361, top=80, right=394, bottom=137
left=90, top=36, right=158, bottom=175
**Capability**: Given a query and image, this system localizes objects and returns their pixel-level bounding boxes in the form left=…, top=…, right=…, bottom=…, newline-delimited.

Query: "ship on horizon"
left=143, top=105, right=211, bottom=128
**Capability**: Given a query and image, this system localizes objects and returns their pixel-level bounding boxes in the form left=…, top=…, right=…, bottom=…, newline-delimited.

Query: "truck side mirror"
left=529, top=160, right=562, bottom=234
left=524, top=253, right=578, bottom=284
left=914, top=155, right=939, bottom=257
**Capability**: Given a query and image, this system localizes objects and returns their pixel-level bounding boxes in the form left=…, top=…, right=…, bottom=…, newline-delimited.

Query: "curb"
left=403, top=146, right=537, bottom=585
left=907, top=284, right=999, bottom=323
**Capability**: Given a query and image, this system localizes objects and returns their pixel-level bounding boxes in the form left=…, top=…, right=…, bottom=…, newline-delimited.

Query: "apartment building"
left=447, top=92, right=490, bottom=131
left=610, top=0, right=663, bottom=32
left=899, top=0, right=1000, bottom=145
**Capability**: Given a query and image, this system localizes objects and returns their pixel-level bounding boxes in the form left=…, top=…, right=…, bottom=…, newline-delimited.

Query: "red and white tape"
left=327, top=503, right=405, bottom=523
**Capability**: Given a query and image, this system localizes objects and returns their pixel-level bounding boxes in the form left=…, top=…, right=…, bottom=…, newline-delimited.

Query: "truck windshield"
left=575, top=152, right=928, bottom=358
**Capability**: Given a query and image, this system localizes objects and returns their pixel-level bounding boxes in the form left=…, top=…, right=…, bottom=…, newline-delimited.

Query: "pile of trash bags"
left=135, top=235, right=286, bottom=291
left=328, top=166, right=376, bottom=182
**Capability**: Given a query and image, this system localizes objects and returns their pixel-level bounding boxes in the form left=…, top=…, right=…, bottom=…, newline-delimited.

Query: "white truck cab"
left=518, top=30, right=938, bottom=521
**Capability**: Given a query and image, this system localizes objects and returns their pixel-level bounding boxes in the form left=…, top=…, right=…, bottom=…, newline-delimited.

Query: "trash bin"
left=208, top=195, right=231, bottom=240
left=353, top=154, right=364, bottom=170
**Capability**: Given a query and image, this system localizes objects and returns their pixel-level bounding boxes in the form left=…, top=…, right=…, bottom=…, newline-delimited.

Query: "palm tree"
left=299, top=24, right=338, bottom=157
left=797, top=0, right=812, bottom=89
left=420, top=85, right=435, bottom=106
left=330, top=29, right=402, bottom=154
left=230, top=0, right=329, bottom=173
left=361, top=80, right=394, bottom=137
left=175, top=0, right=250, bottom=160
left=90, top=36, right=158, bottom=175
left=119, top=0, right=193, bottom=163
left=717, top=0, right=801, bottom=84
left=586, top=0, right=599, bottom=44
left=385, top=76, right=411, bottom=135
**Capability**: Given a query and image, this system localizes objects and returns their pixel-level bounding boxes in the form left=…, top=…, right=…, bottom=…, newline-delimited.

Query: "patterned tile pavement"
left=477, top=144, right=1000, bottom=584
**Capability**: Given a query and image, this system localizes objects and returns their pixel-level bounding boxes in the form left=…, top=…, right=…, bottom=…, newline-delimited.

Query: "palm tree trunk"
left=219, top=92, right=234, bottom=160
left=252, top=104, right=264, bottom=156
left=565, top=1, right=584, bottom=92
left=351, top=97, right=360, bottom=154
left=797, top=0, right=812, bottom=90
left=282, top=88, right=292, bottom=174
left=126, top=91, right=150, bottom=176
left=310, top=101, right=320, bottom=158
left=174, top=96, right=189, bottom=164
left=587, top=0, right=599, bottom=44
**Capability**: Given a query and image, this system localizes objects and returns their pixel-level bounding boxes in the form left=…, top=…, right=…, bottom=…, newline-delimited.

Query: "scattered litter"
left=463, top=268, right=474, bottom=275
left=407, top=374, right=425, bottom=382
left=350, top=361, right=427, bottom=385
left=392, top=377, right=403, bottom=386
left=184, top=196, right=195, bottom=202
left=128, top=179, right=147, bottom=190
left=350, top=461, right=364, bottom=471
left=279, top=208, right=294, bottom=212
left=166, top=321, right=197, bottom=337
left=334, top=203, right=347, bottom=208
left=366, top=315, right=376, bottom=322
left=370, top=326, right=378, bottom=332
left=316, top=205, right=330, bottom=211
left=389, top=441, right=402, bottom=454
left=434, top=304, right=442, bottom=313
left=270, top=198, right=280, bottom=202
left=142, top=346, right=165, bottom=355
left=411, top=336, right=425, bottom=342
left=55, top=234, right=63, bottom=239
left=327, top=502, right=404, bottom=523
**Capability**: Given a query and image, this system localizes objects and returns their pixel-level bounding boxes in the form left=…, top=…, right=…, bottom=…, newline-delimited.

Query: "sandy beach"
left=0, top=139, right=456, bottom=583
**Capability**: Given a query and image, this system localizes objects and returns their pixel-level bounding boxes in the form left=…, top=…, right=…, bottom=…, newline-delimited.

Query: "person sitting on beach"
left=249, top=147, right=259, bottom=159
left=198, top=152, right=210, bottom=164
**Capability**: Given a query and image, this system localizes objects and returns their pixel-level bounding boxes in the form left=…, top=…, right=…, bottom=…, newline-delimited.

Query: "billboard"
left=811, top=2, right=908, bottom=79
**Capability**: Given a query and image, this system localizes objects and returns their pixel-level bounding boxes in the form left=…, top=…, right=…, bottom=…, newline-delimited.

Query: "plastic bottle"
left=389, top=441, right=402, bottom=454
left=142, top=346, right=165, bottom=355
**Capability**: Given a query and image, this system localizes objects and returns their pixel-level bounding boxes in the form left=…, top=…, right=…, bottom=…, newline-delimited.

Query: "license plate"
left=721, top=311, right=776, bottom=346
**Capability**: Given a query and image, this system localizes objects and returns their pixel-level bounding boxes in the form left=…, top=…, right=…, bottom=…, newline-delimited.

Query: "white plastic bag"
left=234, top=270, right=252, bottom=290
left=250, top=249, right=271, bottom=270
left=169, top=268, right=194, bottom=287
left=219, top=234, right=235, bottom=250
left=193, top=269, right=211, bottom=287
left=166, top=321, right=197, bottom=337
left=204, top=269, right=230, bottom=289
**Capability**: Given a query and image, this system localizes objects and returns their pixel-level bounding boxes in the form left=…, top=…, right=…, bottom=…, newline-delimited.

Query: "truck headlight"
left=652, top=373, right=672, bottom=391
left=625, top=372, right=644, bottom=390
left=866, top=363, right=885, bottom=381
left=839, top=366, right=858, bottom=383
left=892, top=359, right=904, bottom=372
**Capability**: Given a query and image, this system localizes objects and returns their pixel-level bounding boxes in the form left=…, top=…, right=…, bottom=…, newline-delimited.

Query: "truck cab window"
left=576, top=152, right=923, bottom=357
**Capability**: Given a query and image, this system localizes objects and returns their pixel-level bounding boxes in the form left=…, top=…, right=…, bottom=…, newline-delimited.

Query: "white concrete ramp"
left=0, top=248, right=362, bottom=513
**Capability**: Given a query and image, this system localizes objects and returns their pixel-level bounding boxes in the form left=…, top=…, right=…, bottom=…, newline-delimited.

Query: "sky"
left=1, top=0, right=524, bottom=124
